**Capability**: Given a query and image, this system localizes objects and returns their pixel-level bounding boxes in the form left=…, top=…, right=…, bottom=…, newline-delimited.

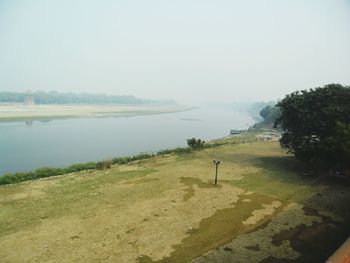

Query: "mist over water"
left=0, top=107, right=254, bottom=175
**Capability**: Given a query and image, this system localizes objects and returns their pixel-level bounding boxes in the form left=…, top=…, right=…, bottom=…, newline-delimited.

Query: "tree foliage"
left=276, top=84, right=350, bottom=174
left=187, top=138, right=205, bottom=157
left=259, top=105, right=281, bottom=128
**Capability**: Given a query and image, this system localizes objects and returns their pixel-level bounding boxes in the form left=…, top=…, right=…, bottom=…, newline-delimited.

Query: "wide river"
left=0, top=107, right=255, bottom=175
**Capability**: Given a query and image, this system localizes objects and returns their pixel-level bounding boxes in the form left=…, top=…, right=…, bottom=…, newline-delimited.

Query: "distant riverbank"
left=0, top=104, right=193, bottom=122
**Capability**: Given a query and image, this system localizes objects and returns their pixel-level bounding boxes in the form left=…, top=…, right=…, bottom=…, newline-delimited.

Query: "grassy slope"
left=0, top=140, right=349, bottom=263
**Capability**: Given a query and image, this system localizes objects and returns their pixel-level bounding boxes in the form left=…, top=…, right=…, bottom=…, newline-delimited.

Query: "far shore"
left=0, top=104, right=195, bottom=122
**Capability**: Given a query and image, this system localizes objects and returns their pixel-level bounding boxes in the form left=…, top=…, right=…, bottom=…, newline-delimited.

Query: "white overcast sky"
left=0, top=0, right=349, bottom=104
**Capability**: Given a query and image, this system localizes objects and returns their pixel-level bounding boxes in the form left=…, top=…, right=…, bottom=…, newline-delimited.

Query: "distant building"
left=24, top=90, right=35, bottom=105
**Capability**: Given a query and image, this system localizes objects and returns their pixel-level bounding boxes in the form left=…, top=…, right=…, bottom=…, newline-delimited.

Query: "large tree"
left=276, top=84, right=350, bottom=175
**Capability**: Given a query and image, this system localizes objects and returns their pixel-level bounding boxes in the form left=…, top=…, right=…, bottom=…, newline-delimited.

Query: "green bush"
left=65, top=162, right=97, bottom=173
left=132, top=153, right=155, bottom=161
left=35, top=167, right=65, bottom=178
left=96, top=160, right=113, bottom=170
left=112, top=157, right=130, bottom=165
left=113, top=153, right=154, bottom=164
left=0, top=168, right=65, bottom=185
left=157, top=147, right=191, bottom=156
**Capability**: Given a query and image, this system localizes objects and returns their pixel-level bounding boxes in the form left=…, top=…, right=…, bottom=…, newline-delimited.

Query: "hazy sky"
left=0, top=0, right=349, bottom=104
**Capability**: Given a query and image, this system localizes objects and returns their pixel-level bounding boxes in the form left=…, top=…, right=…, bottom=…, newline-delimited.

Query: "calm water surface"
left=0, top=107, right=254, bottom=175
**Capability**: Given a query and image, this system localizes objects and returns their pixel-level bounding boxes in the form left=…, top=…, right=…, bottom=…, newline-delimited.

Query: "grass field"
left=0, top=139, right=349, bottom=262
left=0, top=104, right=191, bottom=122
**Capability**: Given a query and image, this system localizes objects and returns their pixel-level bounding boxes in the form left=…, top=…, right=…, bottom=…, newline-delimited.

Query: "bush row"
left=0, top=162, right=98, bottom=185
left=0, top=136, right=254, bottom=186
left=156, top=147, right=192, bottom=155
left=0, top=147, right=194, bottom=185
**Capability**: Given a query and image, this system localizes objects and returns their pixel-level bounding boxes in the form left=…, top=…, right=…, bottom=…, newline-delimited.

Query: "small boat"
left=230, top=129, right=243, bottom=135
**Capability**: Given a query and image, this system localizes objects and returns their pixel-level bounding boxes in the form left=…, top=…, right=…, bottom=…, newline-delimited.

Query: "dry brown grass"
left=1, top=140, right=350, bottom=263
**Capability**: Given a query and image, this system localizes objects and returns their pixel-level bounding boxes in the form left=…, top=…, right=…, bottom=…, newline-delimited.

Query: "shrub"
left=157, top=147, right=192, bottom=156
left=96, top=160, right=113, bottom=170
left=65, top=162, right=97, bottom=173
left=112, top=157, right=130, bottom=165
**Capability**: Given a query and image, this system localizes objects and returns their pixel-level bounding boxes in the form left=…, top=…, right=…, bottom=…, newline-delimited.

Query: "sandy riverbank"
left=0, top=104, right=193, bottom=122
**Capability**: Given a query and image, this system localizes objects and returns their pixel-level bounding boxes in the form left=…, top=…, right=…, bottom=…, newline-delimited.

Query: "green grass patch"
left=225, top=170, right=324, bottom=203
left=0, top=169, right=157, bottom=237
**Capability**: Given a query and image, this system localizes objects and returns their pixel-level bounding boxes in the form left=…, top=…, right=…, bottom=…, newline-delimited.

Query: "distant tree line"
left=248, top=101, right=276, bottom=117
left=251, top=103, right=281, bottom=129
left=259, top=105, right=281, bottom=125
left=0, top=91, right=175, bottom=105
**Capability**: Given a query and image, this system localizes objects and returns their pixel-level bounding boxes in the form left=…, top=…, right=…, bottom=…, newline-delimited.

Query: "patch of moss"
left=259, top=257, right=294, bottom=263
left=138, top=255, right=155, bottom=263
left=270, top=220, right=350, bottom=263
left=245, top=245, right=260, bottom=251
left=142, top=193, right=280, bottom=263
left=266, top=199, right=350, bottom=263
